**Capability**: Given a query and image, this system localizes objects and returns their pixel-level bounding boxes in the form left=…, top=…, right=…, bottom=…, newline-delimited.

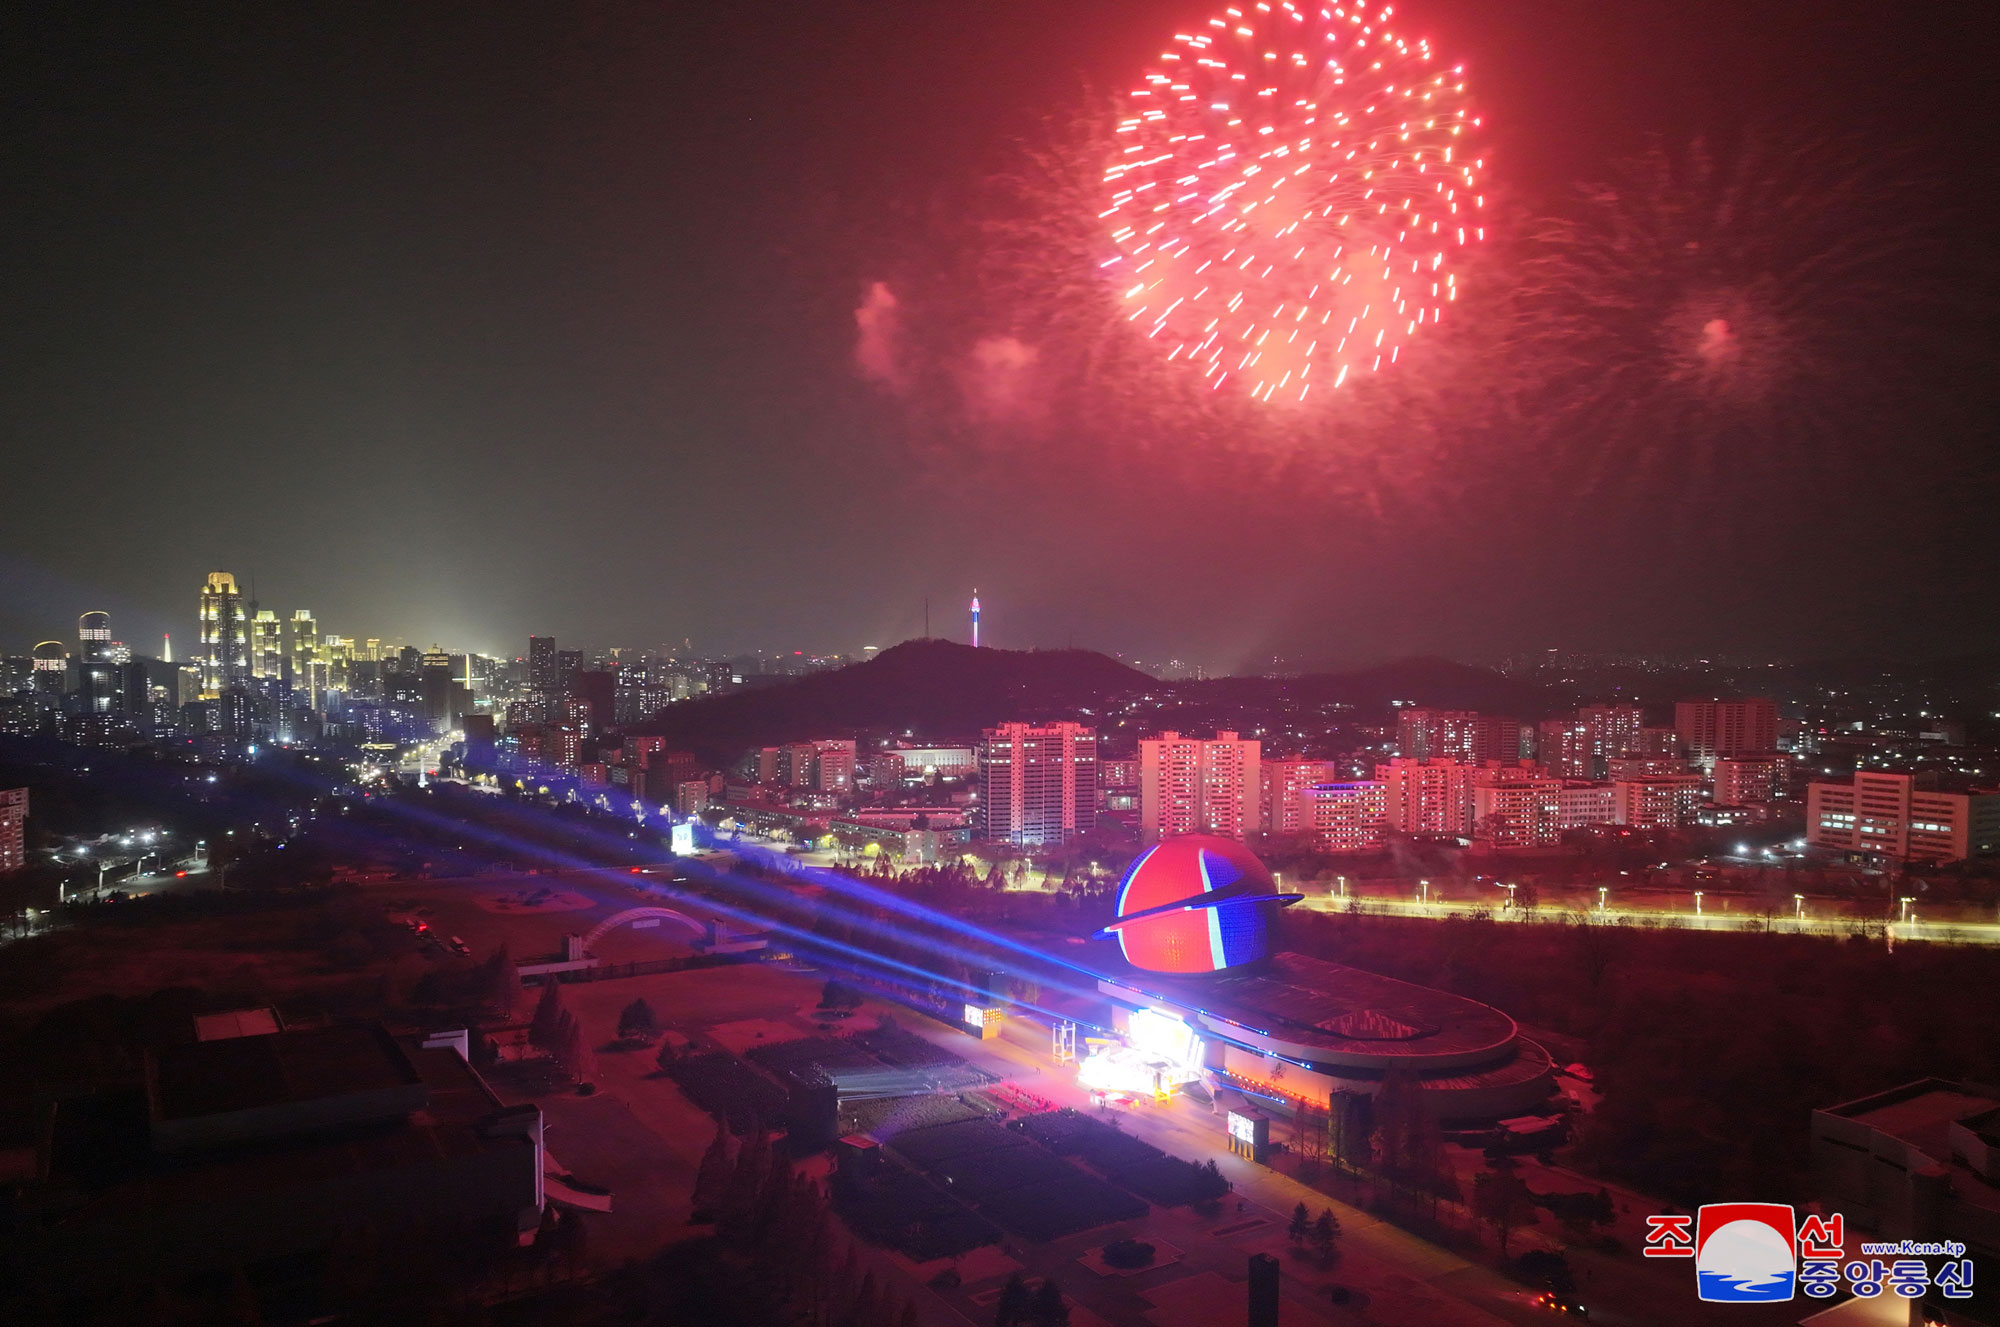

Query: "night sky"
left=3, top=1, right=1994, bottom=669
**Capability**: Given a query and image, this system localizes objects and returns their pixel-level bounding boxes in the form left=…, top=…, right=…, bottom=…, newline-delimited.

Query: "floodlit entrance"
left=1076, top=1007, right=1205, bottom=1103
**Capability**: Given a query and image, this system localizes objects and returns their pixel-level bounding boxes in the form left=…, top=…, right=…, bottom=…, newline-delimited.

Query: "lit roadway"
left=1298, top=892, right=2000, bottom=945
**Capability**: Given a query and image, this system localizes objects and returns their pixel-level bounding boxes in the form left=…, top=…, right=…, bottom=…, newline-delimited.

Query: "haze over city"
left=4, top=0, right=1995, bottom=669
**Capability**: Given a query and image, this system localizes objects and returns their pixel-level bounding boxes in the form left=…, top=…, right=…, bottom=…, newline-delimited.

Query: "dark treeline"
left=1278, top=908, right=2000, bottom=1204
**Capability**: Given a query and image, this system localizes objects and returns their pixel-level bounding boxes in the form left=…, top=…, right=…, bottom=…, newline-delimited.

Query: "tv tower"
left=970, top=590, right=981, bottom=648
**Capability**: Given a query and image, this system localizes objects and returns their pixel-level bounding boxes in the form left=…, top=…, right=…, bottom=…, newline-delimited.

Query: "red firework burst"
left=1102, top=2, right=1485, bottom=404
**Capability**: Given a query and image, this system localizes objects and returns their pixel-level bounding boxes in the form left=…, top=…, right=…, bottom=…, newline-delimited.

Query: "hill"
left=1201, top=656, right=1561, bottom=718
left=626, top=640, right=1153, bottom=757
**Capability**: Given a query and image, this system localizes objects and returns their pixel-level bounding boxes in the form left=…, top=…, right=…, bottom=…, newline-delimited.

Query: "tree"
left=1474, top=1169, right=1538, bottom=1257
left=851, top=1270, right=882, bottom=1327
left=654, top=1037, right=679, bottom=1073
left=722, top=1121, right=771, bottom=1232
left=553, top=1010, right=593, bottom=1082
left=1027, top=1277, right=1070, bottom=1327
left=691, top=1121, right=734, bottom=1220
left=1288, top=1201, right=1311, bottom=1246
left=618, top=997, right=660, bottom=1041
left=1102, top=1238, right=1155, bottom=1269
left=995, top=1272, right=1033, bottom=1327
left=484, top=944, right=522, bottom=1017
left=1313, top=1209, right=1341, bottom=1268
left=529, top=979, right=564, bottom=1051
left=1593, top=1187, right=1616, bottom=1230
left=1372, top=1066, right=1441, bottom=1205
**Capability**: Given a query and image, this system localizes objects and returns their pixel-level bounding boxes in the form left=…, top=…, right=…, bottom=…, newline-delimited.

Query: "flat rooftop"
left=150, top=1023, right=421, bottom=1125
left=1825, top=1079, right=2000, bottom=1161
left=1095, top=951, right=1519, bottom=1064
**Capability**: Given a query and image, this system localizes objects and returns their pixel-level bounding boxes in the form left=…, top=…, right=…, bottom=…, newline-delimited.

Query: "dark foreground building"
left=17, top=1021, right=543, bottom=1307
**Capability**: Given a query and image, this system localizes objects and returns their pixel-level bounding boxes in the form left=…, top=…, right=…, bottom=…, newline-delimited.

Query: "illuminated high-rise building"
left=970, top=590, right=981, bottom=648
left=1397, top=709, right=1527, bottom=764
left=197, top=572, right=248, bottom=697
left=320, top=636, right=353, bottom=697
left=76, top=612, right=118, bottom=714
left=1375, top=758, right=1475, bottom=836
left=0, top=787, right=26, bottom=875
left=286, top=610, right=326, bottom=707
left=1306, top=780, right=1388, bottom=852
left=1674, top=698, right=1778, bottom=772
left=1536, top=704, right=1645, bottom=779
left=32, top=641, right=66, bottom=696
left=251, top=609, right=285, bottom=679
left=1261, top=758, right=1340, bottom=834
left=528, top=636, right=555, bottom=692
left=419, top=647, right=456, bottom=724
left=554, top=649, right=583, bottom=700
left=78, top=611, right=111, bottom=660
left=977, top=721, right=1097, bottom=846
left=1713, top=756, right=1783, bottom=807
left=1139, top=730, right=1262, bottom=842
left=1469, top=765, right=1564, bottom=848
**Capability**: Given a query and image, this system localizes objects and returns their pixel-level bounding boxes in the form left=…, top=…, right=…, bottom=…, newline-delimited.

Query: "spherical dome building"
left=1094, top=835, right=1302, bottom=974
left=1088, top=838, right=1556, bottom=1120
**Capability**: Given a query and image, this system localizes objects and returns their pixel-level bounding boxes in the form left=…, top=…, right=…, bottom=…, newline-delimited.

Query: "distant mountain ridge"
left=626, top=639, right=1152, bottom=756
left=1254, top=655, right=1561, bottom=717
left=627, top=643, right=1583, bottom=761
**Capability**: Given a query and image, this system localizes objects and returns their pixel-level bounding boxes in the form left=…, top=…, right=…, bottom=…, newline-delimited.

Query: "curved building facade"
left=1091, top=839, right=1553, bottom=1122
left=1098, top=953, right=1554, bottom=1121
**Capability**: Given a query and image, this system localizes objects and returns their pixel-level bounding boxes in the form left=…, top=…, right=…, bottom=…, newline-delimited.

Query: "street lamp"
left=1794, top=893, right=1805, bottom=923
left=1598, top=886, right=1608, bottom=913
left=1418, top=879, right=1430, bottom=906
left=1694, top=890, right=1704, bottom=917
left=1899, top=896, right=1913, bottom=924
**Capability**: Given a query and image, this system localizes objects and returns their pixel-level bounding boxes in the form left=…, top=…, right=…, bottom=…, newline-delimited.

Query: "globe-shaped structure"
left=1096, top=836, right=1300, bottom=974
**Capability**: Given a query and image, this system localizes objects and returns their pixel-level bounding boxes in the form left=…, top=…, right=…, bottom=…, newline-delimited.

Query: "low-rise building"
left=1807, top=771, right=2000, bottom=863
left=1713, top=755, right=1784, bottom=806
left=868, top=746, right=975, bottom=785
left=1811, top=1079, right=1999, bottom=1324
left=1613, top=774, right=1705, bottom=830
left=1556, top=781, right=1616, bottom=829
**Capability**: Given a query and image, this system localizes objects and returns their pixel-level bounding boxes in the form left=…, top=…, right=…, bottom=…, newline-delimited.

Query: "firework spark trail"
left=1509, top=132, right=1953, bottom=503
left=1101, top=2, right=1484, bottom=404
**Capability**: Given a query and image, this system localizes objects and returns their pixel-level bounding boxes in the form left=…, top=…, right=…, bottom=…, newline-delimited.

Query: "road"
left=1298, top=892, right=2000, bottom=945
